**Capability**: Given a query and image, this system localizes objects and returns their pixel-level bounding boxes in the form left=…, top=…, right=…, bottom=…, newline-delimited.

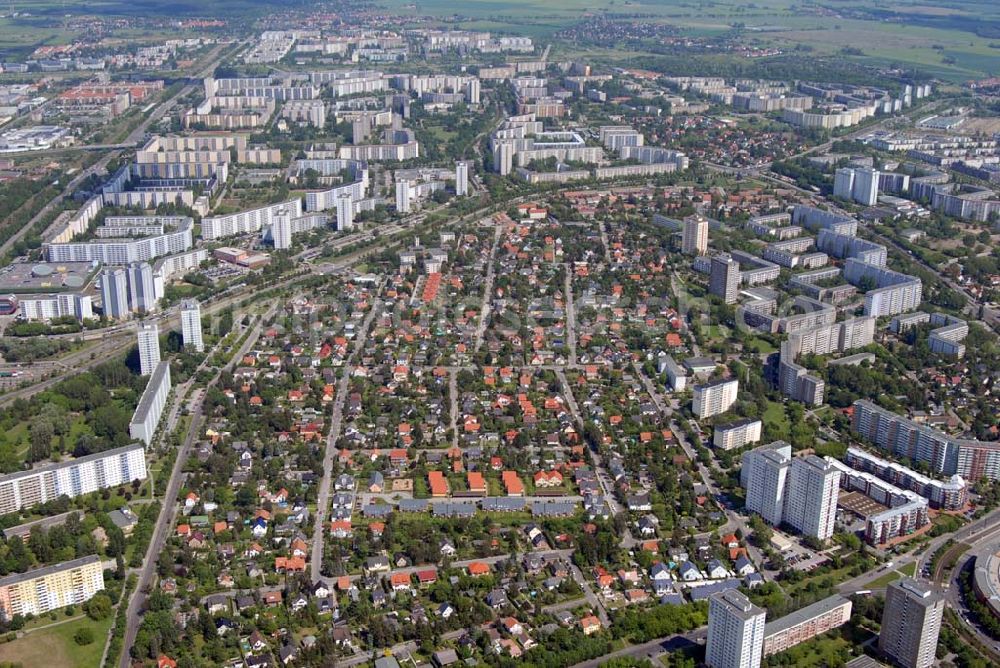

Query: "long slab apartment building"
left=0, top=443, right=147, bottom=515
left=0, top=555, right=104, bottom=622
left=45, top=216, right=194, bottom=265
left=853, top=399, right=1000, bottom=481
left=844, top=445, right=967, bottom=509
left=129, top=361, right=172, bottom=445
left=826, top=457, right=930, bottom=545
left=763, top=594, right=853, bottom=657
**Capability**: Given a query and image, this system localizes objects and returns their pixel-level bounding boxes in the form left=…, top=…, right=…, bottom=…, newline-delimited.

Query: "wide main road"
left=117, top=298, right=279, bottom=668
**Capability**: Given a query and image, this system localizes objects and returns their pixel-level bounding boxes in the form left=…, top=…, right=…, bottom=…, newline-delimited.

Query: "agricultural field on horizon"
left=0, top=0, right=996, bottom=80
left=378, top=0, right=1000, bottom=81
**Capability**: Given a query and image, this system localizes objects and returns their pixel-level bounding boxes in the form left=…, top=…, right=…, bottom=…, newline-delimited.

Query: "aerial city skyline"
left=0, top=1, right=997, bottom=667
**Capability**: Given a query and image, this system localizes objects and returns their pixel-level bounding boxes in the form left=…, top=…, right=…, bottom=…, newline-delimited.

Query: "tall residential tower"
left=879, top=579, right=944, bottom=668
left=137, top=322, right=161, bottom=376
left=180, top=300, right=204, bottom=353
left=706, top=589, right=766, bottom=668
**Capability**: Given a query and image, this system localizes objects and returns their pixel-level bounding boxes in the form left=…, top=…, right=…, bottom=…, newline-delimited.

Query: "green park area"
left=0, top=614, right=114, bottom=668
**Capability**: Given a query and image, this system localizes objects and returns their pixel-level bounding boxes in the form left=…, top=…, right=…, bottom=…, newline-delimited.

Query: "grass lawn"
left=425, top=125, right=458, bottom=143
left=1, top=614, right=113, bottom=668
left=869, top=569, right=904, bottom=588
left=745, top=337, right=777, bottom=354
left=705, top=325, right=728, bottom=340
left=782, top=565, right=854, bottom=597
left=7, top=420, right=29, bottom=459
left=762, top=401, right=789, bottom=433
left=766, top=632, right=854, bottom=667
left=931, top=513, right=967, bottom=535
left=67, top=415, right=91, bottom=444
left=865, top=561, right=917, bottom=588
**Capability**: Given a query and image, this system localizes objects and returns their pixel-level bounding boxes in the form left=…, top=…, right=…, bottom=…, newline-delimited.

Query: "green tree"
left=84, top=593, right=113, bottom=621
left=74, top=627, right=94, bottom=645
left=28, top=421, right=54, bottom=463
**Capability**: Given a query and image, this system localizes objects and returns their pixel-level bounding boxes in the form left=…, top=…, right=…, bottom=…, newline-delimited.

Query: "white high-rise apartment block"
left=336, top=192, right=354, bottom=230
left=741, top=443, right=841, bottom=540
left=0, top=444, right=147, bottom=515
left=271, top=209, right=292, bottom=250
left=0, top=555, right=105, bottom=622
left=466, top=79, right=481, bottom=104
left=137, top=322, right=161, bottom=376
left=714, top=418, right=763, bottom=451
left=455, top=161, right=470, bottom=196
left=127, top=261, right=157, bottom=314
left=180, top=300, right=204, bottom=352
left=494, top=141, right=513, bottom=175
left=832, top=167, right=880, bottom=206
left=742, top=441, right=792, bottom=527
left=682, top=215, right=709, bottom=256
left=693, top=378, right=739, bottom=419
left=396, top=179, right=412, bottom=213
left=710, top=255, right=740, bottom=304
left=129, top=361, right=171, bottom=445
left=879, top=579, right=944, bottom=668
left=46, top=220, right=194, bottom=265
left=784, top=455, right=841, bottom=540
left=706, top=590, right=766, bottom=668
left=833, top=167, right=855, bottom=201
left=852, top=167, right=880, bottom=206
left=19, top=294, right=93, bottom=322
left=201, top=199, right=303, bottom=241
left=101, top=267, right=129, bottom=319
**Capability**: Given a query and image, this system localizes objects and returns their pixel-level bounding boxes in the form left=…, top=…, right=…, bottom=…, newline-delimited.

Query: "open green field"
left=745, top=337, right=777, bottom=354
left=8, top=0, right=284, bottom=15
left=0, top=614, right=114, bottom=668
left=0, top=1, right=996, bottom=79
left=375, top=0, right=1000, bottom=80
left=762, top=400, right=789, bottom=433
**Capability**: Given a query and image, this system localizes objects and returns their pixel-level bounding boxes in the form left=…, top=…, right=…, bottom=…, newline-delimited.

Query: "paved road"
left=118, top=301, right=276, bottom=667
left=553, top=368, right=624, bottom=519
left=631, top=360, right=767, bottom=574
left=699, top=99, right=945, bottom=179
left=563, top=263, right=577, bottom=366
left=917, top=506, right=1000, bottom=576
left=823, top=505, right=1000, bottom=660
left=473, top=221, right=502, bottom=353
left=541, top=596, right=590, bottom=614
left=938, top=516, right=1000, bottom=661
left=866, top=225, right=1000, bottom=335
left=566, top=559, right=611, bottom=628
left=0, top=266, right=314, bottom=406
left=311, top=284, right=384, bottom=583
left=832, top=505, right=1000, bottom=602
left=0, top=156, right=113, bottom=258
left=449, top=367, right=459, bottom=447
left=325, top=549, right=573, bottom=587
left=598, top=220, right=611, bottom=265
